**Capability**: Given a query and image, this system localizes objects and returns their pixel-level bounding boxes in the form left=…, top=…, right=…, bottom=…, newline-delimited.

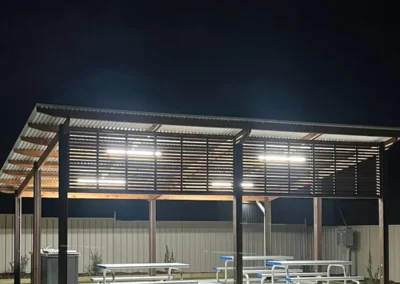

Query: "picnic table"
left=96, top=262, right=190, bottom=284
left=284, top=275, right=364, bottom=284
left=214, top=255, right=294, bottom=283
left=265, top=260, right=353, bottom=284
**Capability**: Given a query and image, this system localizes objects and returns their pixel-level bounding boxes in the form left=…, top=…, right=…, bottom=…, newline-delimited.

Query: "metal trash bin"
left=35, top=249, right=80, bottom=284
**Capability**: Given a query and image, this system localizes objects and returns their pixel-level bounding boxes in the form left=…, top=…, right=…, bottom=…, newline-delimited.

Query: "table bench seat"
left=97, top=263, right=189, bottom=284
left=258, top=272, right=326, bottom=278
left=213, top=266, right=271, bottom=271
left=105, top=281, right=198, bottom=284
left=91, top=275, right=171, bottom=283
left=215, top=256, right=294, bottom=283
left=245, top=269, right=302, bottom=274
left=285, top=276, right=364, bottom=284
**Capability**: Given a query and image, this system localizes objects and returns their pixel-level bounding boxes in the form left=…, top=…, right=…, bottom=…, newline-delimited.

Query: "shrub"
left=85, top=251, right=103, bottom=276
left=10, top=255, right=30, bottom=274
left=164, top=245, right=176, bottom=264
left=164, top=245, right=176, bottom=272
left=366, top=251, right=379, bottom=284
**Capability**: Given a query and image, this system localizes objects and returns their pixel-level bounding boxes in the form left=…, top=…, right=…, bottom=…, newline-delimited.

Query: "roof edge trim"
left=36, top=104, right=400, bottom=138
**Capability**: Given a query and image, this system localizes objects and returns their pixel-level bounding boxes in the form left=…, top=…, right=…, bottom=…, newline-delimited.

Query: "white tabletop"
left=220, top=256, right=293, bottom=261
left=97, top=262, right=190, bottom=270
left=266, top=260, right=352, bottom=266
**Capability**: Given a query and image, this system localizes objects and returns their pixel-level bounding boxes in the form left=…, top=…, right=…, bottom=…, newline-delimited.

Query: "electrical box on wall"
left=337, top=228, right=354, bottom=247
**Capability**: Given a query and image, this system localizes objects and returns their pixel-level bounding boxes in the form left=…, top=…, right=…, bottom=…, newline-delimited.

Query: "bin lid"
left=41, top=248, right=80, bottom=255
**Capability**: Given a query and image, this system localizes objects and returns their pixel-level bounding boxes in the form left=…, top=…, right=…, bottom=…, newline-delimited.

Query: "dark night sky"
left=0, top=1, right=398, bottom=224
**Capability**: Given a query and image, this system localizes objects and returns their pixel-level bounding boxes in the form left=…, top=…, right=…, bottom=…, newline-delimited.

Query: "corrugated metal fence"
left=0, top=215, right=398, bottom=281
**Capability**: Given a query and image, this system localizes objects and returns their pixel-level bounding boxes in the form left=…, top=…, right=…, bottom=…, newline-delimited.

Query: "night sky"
left=0, top=2, right=397, bottom=224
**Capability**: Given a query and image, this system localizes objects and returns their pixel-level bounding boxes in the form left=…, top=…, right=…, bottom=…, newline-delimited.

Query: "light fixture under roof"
left=258, top=155, right=306, bottom=163
left=106, top=149, right=161, bottom=156
left=211, top=181, right=231, bottom=187
left=241, top=182, right=254, bottom=188
left=211, top=181, right=254, bottom=188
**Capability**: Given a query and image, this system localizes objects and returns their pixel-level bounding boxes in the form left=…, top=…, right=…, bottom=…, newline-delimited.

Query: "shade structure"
left=1, top=103, right=398, bottom=199
left=0, top=103, right=396, bottom=284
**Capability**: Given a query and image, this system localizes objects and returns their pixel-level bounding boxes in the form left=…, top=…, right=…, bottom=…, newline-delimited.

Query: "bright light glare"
left=211, top=181, right=232, bottom=187
left=241, top=182, right=254, bottom=188
left=258, top=155, right=306, bottom=162
left=106, top=149, right=161, bottom=156
left=77, top=178, right=126, bottom=185
left=211, top=181, right=254, bottom=188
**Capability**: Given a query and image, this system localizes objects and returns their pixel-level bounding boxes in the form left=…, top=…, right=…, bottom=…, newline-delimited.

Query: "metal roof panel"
left=70, top=118, right=152, bottom=131
left=158, top=125, right=241, bottom=136
left=316, top=134, right=389, bottom=143
left=250, top=130, right=308, bottom=139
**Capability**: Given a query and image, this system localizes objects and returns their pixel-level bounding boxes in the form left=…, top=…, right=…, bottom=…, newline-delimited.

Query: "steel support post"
left=313, top=198, right=322, bottom=271
left=149, top=200, right=157, bottom=276
left=14, top=195, right=21, bottom=284
left=233, top=143, right=243, bottom=284
left=379, top=199, right=389, bottom=284
left=379, top=143, right=389, bottom=284
left=264, top=197, right=272, bottom=255
left=58, top=123, right=70, bottom=284
left=32, top=163, right=42, bottom=284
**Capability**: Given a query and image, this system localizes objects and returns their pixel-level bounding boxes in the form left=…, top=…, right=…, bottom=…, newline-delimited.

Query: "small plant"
left=10, top=255, right=30, bottom=274
left=164, top=245, right=176, bottom=263
left=366, top=251, right=379, bottom=284
left=85, top=251, right=103, bottom=276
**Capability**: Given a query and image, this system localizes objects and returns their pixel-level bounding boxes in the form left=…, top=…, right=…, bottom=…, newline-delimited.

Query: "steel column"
left=379, top=143, right=389, bottom=284
left=149, top=200, right=157, bottom=276
left=14, top=195, right=21, bottom=284
left=264, top=197, right=272, bottom=255
left=233, top=143, right=243, bottom=284
left=32, top=163, right=42, bottom=284
left=379, top=199, right=389, bottom=284
left=313, top=198, right=322, bottom=270
left=58, top=122, right=70, bottom=284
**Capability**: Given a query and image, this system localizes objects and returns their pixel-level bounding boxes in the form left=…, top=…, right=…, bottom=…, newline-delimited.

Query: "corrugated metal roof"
left=37, top=103, right=400, bottom=134
left=250, top=130, right=308, bottom=139
left=316, top=134, right=389, bottom=143
left=70, top=118, right=152, bottom=131
left=1, top=104, right=398, bottom=190
left=158, top=125, right=241, bottom=136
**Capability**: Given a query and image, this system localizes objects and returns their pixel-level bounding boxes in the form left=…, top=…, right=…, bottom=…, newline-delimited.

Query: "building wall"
left=0, top=215, right=397, bottom=281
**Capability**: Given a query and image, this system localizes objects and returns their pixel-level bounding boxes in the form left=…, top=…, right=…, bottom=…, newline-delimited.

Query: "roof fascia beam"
left=36, top=106, right=400, bottom=138
left=302, top=133, right=322, bottom=140
left=147, top=124, right=162, bottom=132
left=384, top=137, right=398, bottom=149
left=235, top=129, right=251, bottom=144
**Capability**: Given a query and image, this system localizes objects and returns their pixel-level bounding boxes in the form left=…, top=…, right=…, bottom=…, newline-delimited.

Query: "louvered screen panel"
left=126, top=133, right=156, bottom=190
left=69, top=130, right=100, bottom=189
left=155, top=135, right=182, bottom=191
left=243, top=138, right=381, bottom=197
left=69, top=129, right=234, bottom=193
left=208, top=138, right=234, bottom=192
left=356, top=145, right=381, bottom=196
left=243, top=139, right=313, bottom=195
